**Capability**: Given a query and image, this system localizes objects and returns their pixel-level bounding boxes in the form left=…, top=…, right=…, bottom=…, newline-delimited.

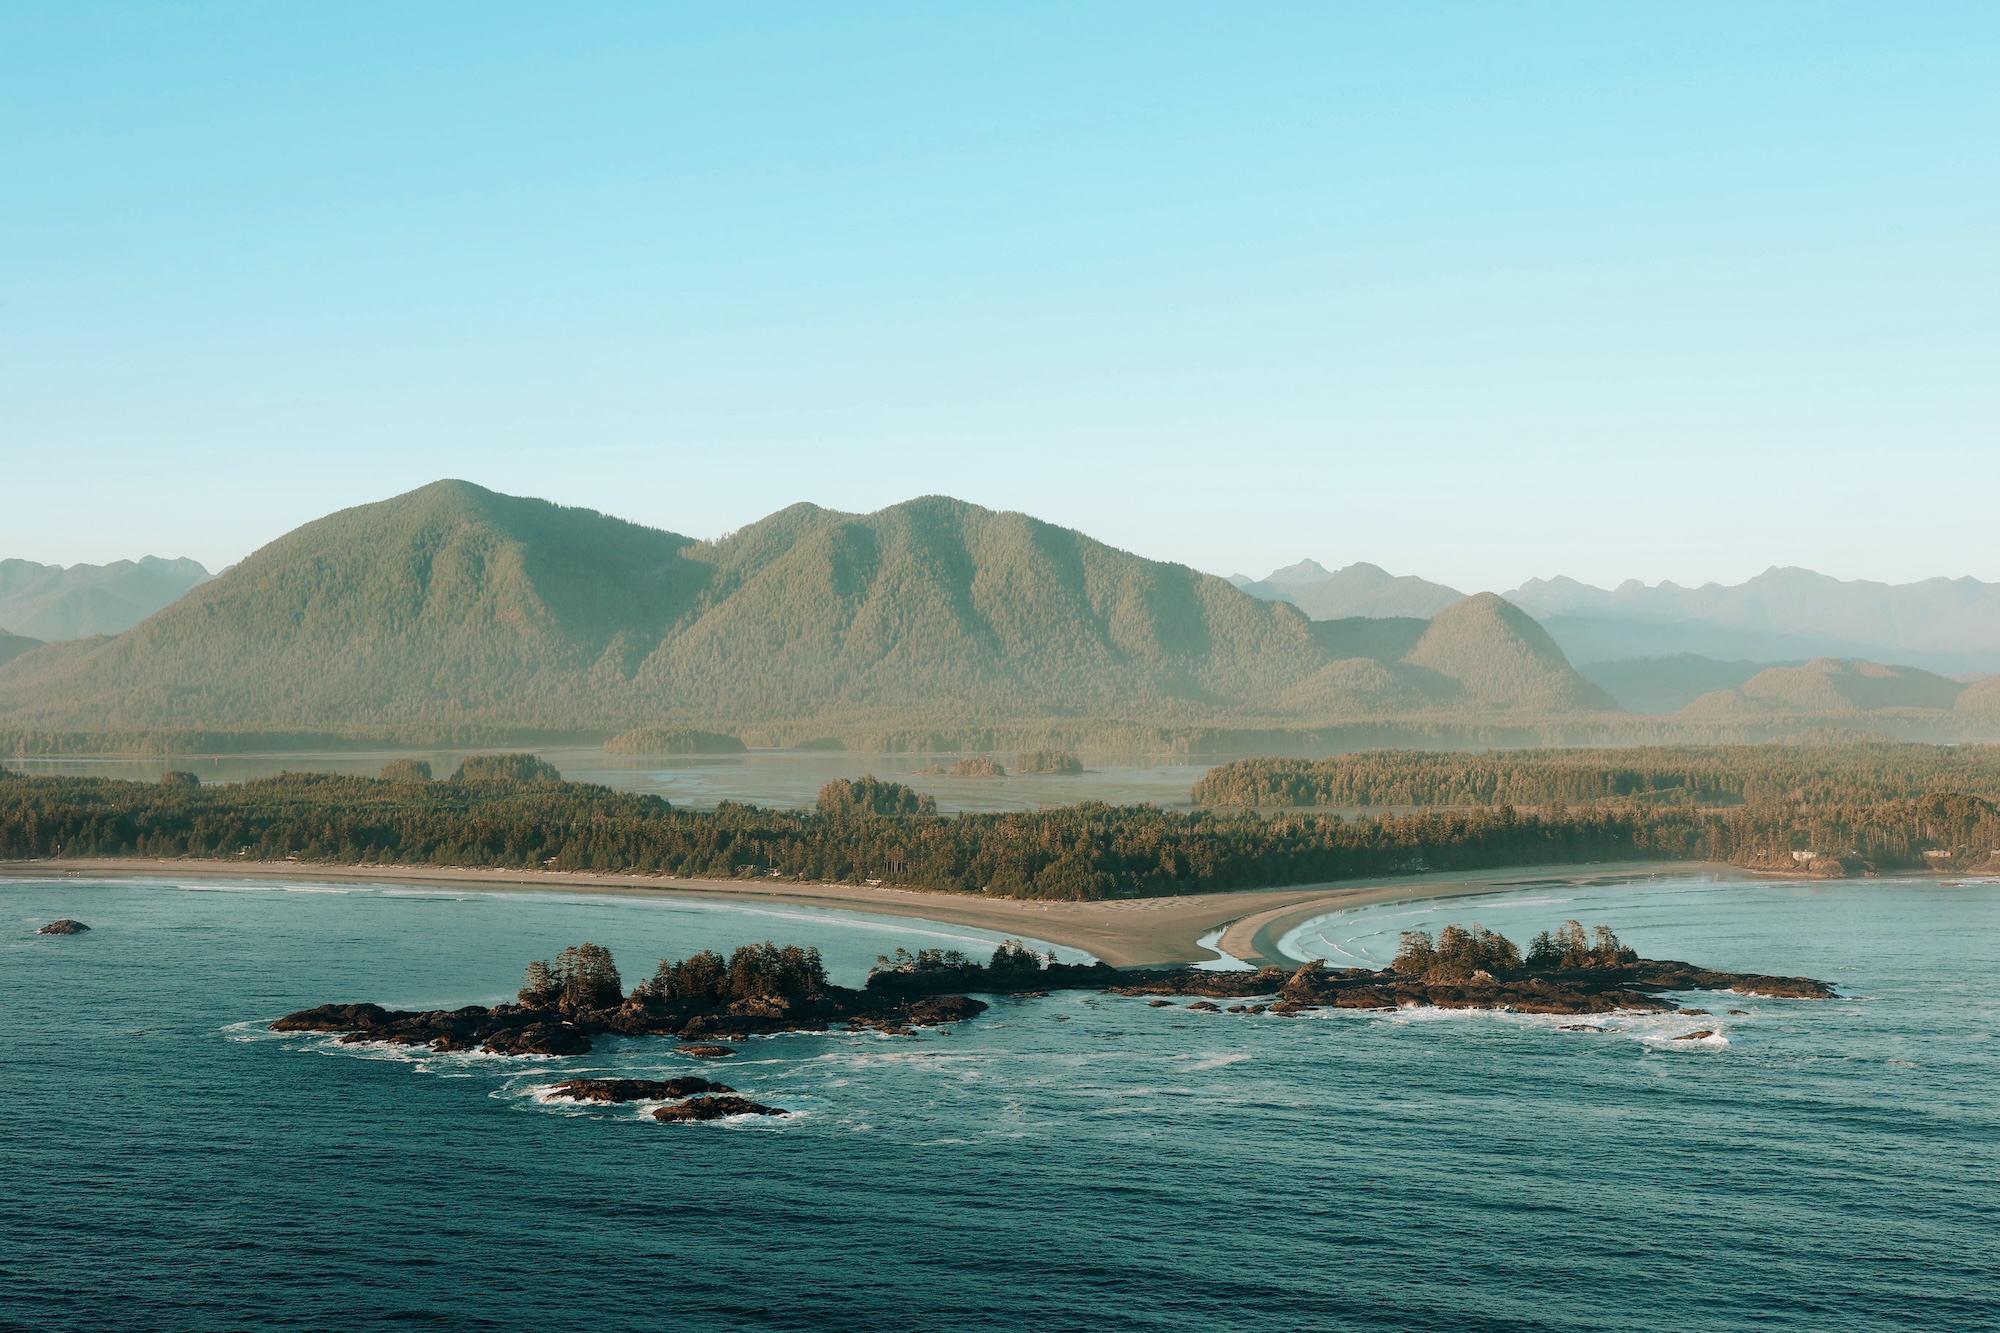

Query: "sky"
left=3, top=2, right=1995, bottom=591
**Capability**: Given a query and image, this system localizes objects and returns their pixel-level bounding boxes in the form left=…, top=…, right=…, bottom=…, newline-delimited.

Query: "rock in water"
left=1671, top=1030, right=1716, bottom=1042
left=652, top=1095, right=786, bottom=1122
left=482, top=1023, right=593, bottom=1057
left=548, top=1078, right=732, bottom=1104
left=37, top=919, right=89, bottom=935
left=675, top=1044, right=737, bottom=1059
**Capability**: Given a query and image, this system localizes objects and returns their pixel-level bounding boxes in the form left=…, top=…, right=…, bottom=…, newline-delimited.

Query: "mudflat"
left=0, top=857, right=1722, bottom=967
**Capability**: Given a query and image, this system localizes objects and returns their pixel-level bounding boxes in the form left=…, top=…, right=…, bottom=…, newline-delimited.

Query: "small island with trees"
left=270, top=921, right=1832, bottom=1119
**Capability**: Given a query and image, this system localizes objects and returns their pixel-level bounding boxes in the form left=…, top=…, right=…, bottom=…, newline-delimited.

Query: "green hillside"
left=1958, top=676, right=2000, bottom=715
left=1682, top=657, right=1966, bottom=716
left=1402, top=593, right=1621, bottom=712
left=0, top=481, right=700, bottom=733
left=0, top=629, right=43, bottom=671
left=0, top=482, right=1622, bottom=743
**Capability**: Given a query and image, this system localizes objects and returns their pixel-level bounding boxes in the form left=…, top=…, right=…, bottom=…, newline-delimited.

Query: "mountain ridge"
left=1232, top=560, right=1465, bottom=620
left=0, top=555, right=212, bottom=641
left=1507, top=567, right=2000, bottom=672
left=0, top=482, right=1613, bottom=741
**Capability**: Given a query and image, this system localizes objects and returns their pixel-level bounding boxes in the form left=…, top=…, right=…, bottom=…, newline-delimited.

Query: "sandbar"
left=0, top=857, right=1726, bottom=968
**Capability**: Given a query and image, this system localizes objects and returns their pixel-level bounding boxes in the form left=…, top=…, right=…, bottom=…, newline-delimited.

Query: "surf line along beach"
left=0, top=856, right=1722, bottom=968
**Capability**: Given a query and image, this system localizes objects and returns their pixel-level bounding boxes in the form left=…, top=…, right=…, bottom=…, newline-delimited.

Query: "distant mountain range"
left=0, top=556, right=212, bottom=642
left=1230, top=560, right=1465, bottom=619
left=4, top=490, right=1995, bottom=748
left=1505, top=568, right=2000, bottom=674
left=0, top=482, right=1613, bottom=744
left=1231, top=558, right=2000, bottom=712
left=1681, top=657, right=1972, bottom=716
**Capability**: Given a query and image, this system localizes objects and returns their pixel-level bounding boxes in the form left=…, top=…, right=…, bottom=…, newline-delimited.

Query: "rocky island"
left=864, top=923, right=1833, bottom=1015
left=269, top=925, right=1830, bottom=1119
left=272, top=942, right=993, bottom=1062
left=36, top=919, right=89, bottom=935
left=271, top=923, right=1831, bottom=1080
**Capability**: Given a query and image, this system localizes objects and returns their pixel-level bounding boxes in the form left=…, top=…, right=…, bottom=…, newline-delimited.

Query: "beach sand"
left=0, top=857, right=1725, bottom=968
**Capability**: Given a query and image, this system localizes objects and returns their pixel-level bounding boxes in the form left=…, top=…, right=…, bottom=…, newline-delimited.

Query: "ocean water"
left=3, top=873, right=1996, bottom=1332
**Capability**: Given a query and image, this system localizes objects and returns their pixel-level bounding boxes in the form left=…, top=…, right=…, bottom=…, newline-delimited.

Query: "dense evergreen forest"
left=1192, top=743, right=2000, bottom=810
left=3, top=762, right=1994, bottom=899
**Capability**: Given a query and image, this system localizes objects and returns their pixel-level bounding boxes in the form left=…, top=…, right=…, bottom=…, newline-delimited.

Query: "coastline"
left=0, top=857, right=1729, bottom=968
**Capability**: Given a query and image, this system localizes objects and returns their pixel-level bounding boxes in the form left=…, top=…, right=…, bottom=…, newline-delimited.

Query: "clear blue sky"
left=3, top=2, right=1995, bottom=590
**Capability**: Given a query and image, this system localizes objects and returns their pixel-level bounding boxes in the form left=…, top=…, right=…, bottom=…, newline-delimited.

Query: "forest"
left=1192, top=742, right=2000, bottom=809
left=2, top=760, right=1995, bottom=900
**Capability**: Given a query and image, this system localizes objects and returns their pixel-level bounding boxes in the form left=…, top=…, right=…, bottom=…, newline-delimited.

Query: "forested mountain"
left=1232, top=560, right=1465, bottom=619
left=1681, top=658, right=1968, bottom=716
left=1577, top=655, right=1776, bottom=714
left=1507, top=568, right=2000, bottom=673
left=1959, top=676, right=2000, bottom=715
left=0, top=630, right=42, bottom=670
left=1401, top=594, right=1620, bottom=713
left=0, top=556, right=212, bottom=640
left=0, top=482, right=1619, bottom=742
left=0, top=483, right=701, bottom=734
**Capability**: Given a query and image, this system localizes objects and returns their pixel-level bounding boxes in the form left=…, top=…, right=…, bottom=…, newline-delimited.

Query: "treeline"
left=1192, top=743, right=2000, bottom=810
left=0, top=727, right=600, bottom=757
left=2, top=769, right=1995, bottom=900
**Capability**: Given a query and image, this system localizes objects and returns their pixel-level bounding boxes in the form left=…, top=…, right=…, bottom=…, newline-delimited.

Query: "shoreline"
left=0, top=857, right=1731, bottom=968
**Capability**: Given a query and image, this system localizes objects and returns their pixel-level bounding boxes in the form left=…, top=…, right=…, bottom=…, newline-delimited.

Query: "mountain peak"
left=0, top=486, right=1635, bottom=736
left=1263, top=558, right=1335, bottom=586
left=1237, top=561, right=1463, bottom=621
left=1404, top=594, right=1619, bottom=712
left=0, top=553, right=214, bottom=641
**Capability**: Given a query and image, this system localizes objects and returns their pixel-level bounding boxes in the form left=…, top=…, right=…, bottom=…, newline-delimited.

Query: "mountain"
left=1507, top=568, right=2000, bottom=673
left=0, top=482, right=1618, bottom=741
left=1958, top=676, right=2000, bottom=715
left=631, top=494, right=1344, bottom=726
left=1401, top=594, right=1620, bottom=713
left=1577, top=655, right=1781, bottom=714
left=0, top=556, right=212, bottom=640
left=0, top=482, right=702, bottom=733
left=1233, top=560, right=1465, bottom=620
left=0, top=630, right=42, bottom=670
left=1680, top=658, right=1968, bottom=717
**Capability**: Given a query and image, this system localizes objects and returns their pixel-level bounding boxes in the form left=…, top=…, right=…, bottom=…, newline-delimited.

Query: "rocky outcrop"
left=1108, top=967, right=1295, bottom=1000
left=36, top=919, right=89, bottom=935
left=482, top=1024, right=593, bottom=1057
left=652, top=1095, right=786, bottom=1122
left=271, top=982, right=990, bottom=1059
left=1106, top=954, right=1832, bottom=1015
left=548, top=1077, right=731, bottom=1103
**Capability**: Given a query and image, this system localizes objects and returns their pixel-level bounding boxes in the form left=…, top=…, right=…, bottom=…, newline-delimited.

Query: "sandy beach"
left=0, top=857, right=1725, bottom=967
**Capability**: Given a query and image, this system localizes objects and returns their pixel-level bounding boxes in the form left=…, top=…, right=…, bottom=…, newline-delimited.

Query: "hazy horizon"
left=8, top=480, right=2000, bottom=600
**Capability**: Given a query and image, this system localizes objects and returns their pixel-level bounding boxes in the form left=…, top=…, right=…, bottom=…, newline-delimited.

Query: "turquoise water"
left=3, top=873, right=1997, bottom=1331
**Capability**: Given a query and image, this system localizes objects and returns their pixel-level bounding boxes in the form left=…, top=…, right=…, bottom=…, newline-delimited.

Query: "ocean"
left=3, top=872, right=1995, bottom=1331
